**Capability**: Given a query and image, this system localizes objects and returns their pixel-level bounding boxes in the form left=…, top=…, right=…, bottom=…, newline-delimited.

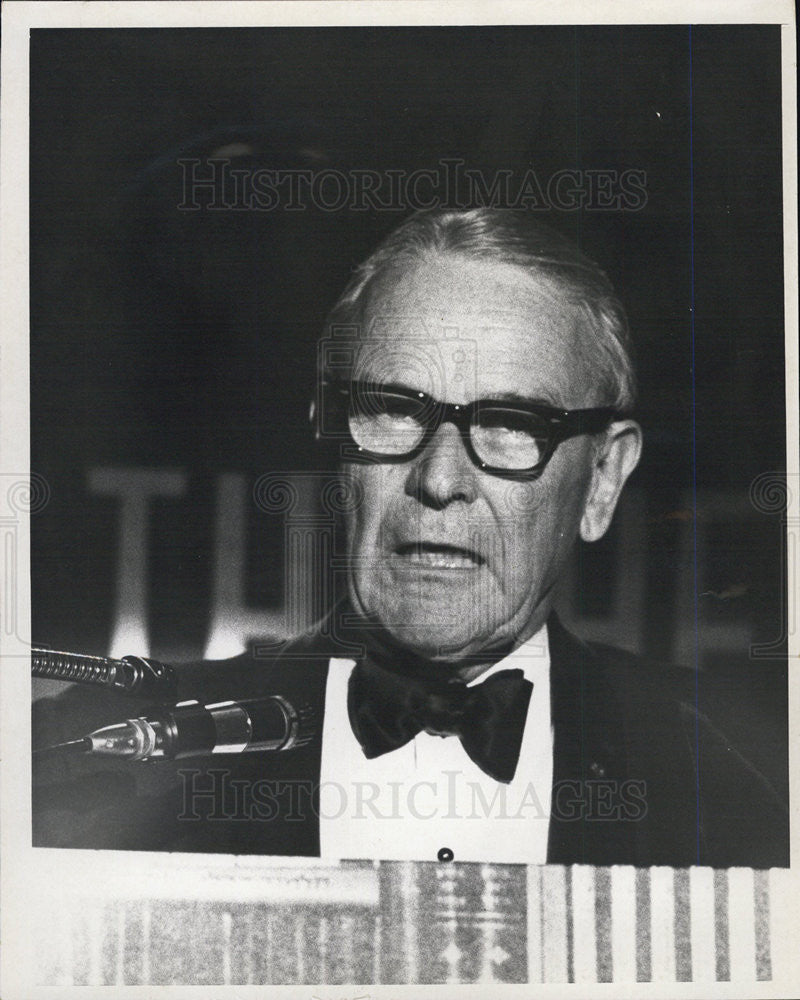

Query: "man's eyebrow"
left=483, top=389, right=561, bottom=408
left=354, top=377, right=425, bottom=396
left=356, top=377, right=562, bottom=409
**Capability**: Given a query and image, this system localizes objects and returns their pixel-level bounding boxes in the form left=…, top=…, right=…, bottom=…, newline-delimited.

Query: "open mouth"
left=394, top=542, right=485, bottom=569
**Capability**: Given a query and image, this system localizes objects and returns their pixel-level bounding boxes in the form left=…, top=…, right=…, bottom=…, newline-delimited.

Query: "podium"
left=29, top=855, right=777, bottom=985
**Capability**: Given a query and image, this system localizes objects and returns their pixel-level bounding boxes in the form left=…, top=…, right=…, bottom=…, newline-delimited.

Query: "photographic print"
left=1, top=1, right=797, bottom=995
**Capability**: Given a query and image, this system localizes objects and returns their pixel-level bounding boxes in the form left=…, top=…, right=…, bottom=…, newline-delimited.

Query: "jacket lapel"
left=547, top=615, right=638, bottom=865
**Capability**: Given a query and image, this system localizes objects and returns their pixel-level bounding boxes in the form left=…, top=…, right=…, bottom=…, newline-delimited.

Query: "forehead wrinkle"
left=358, top=254, right=601, bottom=407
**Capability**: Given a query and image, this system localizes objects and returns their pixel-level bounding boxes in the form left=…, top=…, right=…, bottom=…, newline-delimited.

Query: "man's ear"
left=580, top=420, right=643, bottom=543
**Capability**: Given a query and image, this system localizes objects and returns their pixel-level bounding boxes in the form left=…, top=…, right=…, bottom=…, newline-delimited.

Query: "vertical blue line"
left=573, top=25, right=586, bottom=864
left=688, top=25, right=701, bottom=865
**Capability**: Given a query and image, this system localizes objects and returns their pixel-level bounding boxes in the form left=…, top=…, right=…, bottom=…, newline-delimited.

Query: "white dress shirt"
left=319, top=626, right=552, bottom=863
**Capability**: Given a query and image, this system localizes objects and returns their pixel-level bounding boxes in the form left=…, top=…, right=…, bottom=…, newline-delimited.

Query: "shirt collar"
left=465, top=624, right=549, bottom=687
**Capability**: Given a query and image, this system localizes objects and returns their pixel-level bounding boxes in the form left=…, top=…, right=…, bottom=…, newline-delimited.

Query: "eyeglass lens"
left=348, top=387, right=549, bottom=471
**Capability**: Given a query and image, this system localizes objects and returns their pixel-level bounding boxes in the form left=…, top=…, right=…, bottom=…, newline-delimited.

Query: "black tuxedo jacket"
left=32, top=616, right=789, bottom=868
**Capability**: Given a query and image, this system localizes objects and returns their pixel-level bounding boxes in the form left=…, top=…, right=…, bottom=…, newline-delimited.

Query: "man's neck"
left=335, top=595, right=551, bottom=684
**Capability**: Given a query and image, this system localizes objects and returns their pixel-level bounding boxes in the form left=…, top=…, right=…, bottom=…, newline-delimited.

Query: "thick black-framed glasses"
left=317, top=378, right=620, bottom=480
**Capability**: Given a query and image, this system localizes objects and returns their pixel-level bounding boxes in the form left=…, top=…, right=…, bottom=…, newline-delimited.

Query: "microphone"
left=34, top=695, right=318, bottom=761
left=32, top=647, right=178, bottom=699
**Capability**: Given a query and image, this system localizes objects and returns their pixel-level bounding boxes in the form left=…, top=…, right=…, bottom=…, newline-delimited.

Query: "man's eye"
left=363, top=392, right=424, bottom=421
left=478, top=409, right=546, bottom=438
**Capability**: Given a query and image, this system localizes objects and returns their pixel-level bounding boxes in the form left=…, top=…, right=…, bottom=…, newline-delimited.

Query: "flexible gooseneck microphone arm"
left=31, top=647, right=178, bottom=699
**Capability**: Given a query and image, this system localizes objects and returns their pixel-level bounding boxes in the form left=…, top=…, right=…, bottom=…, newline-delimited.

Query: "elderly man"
left=306, top=207, right=642, bottom=864
left=33, top=208, right=788, bottom=867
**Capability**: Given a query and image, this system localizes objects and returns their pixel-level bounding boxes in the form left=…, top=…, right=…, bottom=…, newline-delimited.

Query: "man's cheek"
left=344, top=472, right=379, bottom=548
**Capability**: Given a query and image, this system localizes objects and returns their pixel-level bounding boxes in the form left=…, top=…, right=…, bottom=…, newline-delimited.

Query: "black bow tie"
left=347, top=658, right=533, bottom=783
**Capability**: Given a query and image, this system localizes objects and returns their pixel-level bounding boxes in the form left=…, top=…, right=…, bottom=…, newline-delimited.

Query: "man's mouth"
left=393, top=542, right=485, bottom=569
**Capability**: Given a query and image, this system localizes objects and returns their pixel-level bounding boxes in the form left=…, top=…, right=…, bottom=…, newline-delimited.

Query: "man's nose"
left=404, top=421, right=478, bottom=508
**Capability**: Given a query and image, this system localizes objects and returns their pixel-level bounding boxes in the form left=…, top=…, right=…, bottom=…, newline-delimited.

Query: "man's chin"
left=371, top=618, right=503, bottom=665
left=348, top=583, right=518, bottom=663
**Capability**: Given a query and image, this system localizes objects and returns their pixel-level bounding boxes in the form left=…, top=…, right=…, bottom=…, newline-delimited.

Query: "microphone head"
left=272, top=696, right=318, bottom=751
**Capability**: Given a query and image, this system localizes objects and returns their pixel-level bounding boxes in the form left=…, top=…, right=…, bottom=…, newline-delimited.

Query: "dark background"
left=30, top=26, right=786, bottom=677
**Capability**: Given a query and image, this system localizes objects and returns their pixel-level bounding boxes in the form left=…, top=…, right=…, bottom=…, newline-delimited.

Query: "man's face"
left=342, top=252, right=610, bottom=666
